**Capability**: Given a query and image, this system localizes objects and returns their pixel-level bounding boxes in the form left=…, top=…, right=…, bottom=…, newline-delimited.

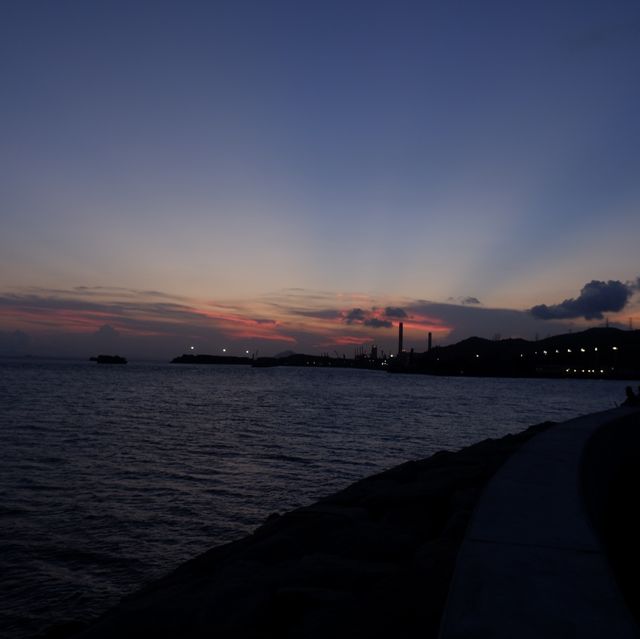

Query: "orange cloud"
left=4, top=285, right=561, bottom=357
left=330, top=335, right=375, bottom=346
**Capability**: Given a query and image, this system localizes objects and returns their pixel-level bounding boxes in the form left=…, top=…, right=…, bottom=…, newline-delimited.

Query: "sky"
left=1, top=0, right=640, bottom=359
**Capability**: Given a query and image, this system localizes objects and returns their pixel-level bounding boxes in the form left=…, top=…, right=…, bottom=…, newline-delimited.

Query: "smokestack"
left=398, top=322, right=404, bottom=355
left=428, top=332, right=432, bottom=352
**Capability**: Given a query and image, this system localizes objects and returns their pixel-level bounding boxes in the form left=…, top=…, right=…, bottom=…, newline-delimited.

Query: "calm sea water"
left=0, top=358, right=628, bottom=638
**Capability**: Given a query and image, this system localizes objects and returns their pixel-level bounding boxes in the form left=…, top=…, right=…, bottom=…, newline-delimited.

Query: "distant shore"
left=55, top=420, right=555, bottom=639
left=170, top=327, right=640, bottom=379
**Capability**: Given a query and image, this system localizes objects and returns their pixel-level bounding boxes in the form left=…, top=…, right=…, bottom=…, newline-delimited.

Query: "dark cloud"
left=0, top=291, right=228, bottom=344
left=0, top=289, right=291, bottom=359
left=72, top=286, right=186, bottom=300
left=291, top=308, right=342, bottom=320
left=530, top=280, right=632, bottom=321
left=345, top=308, right=366, bottom=324
left=407, top=300, right=570, bottom=344
left=0, top=292, right=209, bottom=326
left=2, top=294, right=99, bottom=313
left=8, top=283, right=632, bottom=359
left=447, top=296, right=482, bottom=305
left=94, top=324, right=119, bottom=339
left=384, top=307, right=407, bottom=318
left=344, top=308, right=393, bottom=329
left=364, top=317, right=393, bottom=328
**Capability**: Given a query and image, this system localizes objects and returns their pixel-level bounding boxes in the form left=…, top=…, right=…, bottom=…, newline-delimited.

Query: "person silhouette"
left=623, top=386, right=638, bottom=406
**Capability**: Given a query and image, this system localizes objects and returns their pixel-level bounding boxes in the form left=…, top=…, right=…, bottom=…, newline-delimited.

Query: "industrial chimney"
left=428, top=331, right=432, bottom=352
left=398, top=322, right=404, bottom=355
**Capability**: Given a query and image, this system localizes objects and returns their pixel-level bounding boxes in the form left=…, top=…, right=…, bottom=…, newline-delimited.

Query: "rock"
left=69, top=421, right=555, bottom=639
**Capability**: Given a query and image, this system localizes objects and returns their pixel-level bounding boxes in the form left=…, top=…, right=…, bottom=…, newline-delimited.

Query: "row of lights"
left=520, top=346, right=620, bottom=357
left=189, top=344, right=622, bottom=358
left=565, top=368, right=607, bottom=374
left=190, top=346, right=252, bottom=355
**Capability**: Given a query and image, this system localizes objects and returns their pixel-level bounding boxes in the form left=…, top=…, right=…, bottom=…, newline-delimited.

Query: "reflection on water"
left=0, top=358, right=626, bottom=638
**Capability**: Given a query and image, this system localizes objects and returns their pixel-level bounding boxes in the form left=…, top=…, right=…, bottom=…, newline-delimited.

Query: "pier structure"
left=440, top=406, right=640, bottom=638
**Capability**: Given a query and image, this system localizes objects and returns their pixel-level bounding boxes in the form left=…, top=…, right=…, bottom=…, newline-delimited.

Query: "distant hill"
left=390, top=327, right=640, bottom=379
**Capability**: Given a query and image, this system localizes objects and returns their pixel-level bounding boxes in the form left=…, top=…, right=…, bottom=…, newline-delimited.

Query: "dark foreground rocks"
left=66, top=422, right=554, bottom=639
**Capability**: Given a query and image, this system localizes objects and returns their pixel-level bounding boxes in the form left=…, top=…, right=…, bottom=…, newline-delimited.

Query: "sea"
left=0, top=357, right=630, bottom=638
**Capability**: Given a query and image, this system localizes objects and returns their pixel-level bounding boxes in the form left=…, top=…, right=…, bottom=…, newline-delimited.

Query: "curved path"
left=439, top=405, right=640, bottom=638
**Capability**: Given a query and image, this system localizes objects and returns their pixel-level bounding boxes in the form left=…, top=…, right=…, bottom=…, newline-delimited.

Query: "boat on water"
left=90, top=355, right=127, bottom=364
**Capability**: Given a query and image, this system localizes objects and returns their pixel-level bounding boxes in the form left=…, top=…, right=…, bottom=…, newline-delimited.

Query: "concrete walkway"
left=439, top=406, right=640, bottom=639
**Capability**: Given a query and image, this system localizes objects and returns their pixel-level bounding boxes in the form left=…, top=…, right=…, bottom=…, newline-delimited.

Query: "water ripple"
left=0, top=358, right=627, bottom=638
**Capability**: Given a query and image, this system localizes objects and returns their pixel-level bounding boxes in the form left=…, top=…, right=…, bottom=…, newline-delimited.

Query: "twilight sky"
left=1, top=0, right=640, bottom=358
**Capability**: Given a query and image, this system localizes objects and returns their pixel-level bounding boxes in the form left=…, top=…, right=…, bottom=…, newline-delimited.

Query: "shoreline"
left=52, top=420, right=555, bottom=639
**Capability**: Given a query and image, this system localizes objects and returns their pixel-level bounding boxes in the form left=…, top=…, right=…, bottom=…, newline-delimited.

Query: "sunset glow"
left=1, top=2, right=639, bottom=359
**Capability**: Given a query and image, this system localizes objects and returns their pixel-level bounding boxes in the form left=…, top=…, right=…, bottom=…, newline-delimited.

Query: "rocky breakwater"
left=63, top=422, right=554, bottom=639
